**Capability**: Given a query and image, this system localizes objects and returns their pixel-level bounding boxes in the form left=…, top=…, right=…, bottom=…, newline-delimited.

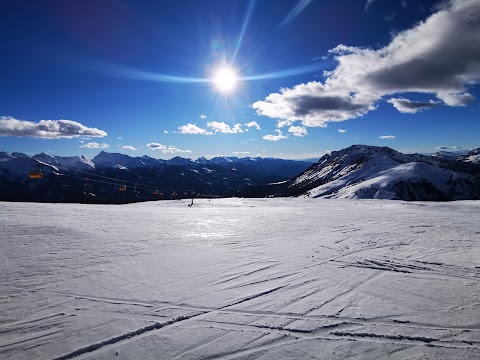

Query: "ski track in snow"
left=1, top=198, right=480, bottom=359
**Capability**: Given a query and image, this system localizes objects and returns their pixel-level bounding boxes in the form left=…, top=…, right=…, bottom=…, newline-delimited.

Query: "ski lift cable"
left=65, top=169, right=164, bottom=191
left=60, top=172, right=196, bottom=194
left=70, top=169, right=182, bottom=192
left=35, top=163, right=196, bottom=194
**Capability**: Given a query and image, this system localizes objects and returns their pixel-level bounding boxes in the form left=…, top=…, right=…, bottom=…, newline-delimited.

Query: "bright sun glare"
left=213, top=67, right=238, bottom=92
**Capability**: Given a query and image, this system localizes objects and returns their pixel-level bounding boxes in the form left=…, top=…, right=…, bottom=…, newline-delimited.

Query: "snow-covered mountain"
left=431, top=149, right=472, bottom=161
left=458, top=148, right=480, bottom=164
left=0, top=151, right=312, bottom=203
left=249, top=145, right=480, bottom=201
left=2, top=146, right=479, bottom=202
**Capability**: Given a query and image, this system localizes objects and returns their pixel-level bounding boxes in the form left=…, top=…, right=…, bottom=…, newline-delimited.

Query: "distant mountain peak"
left=252, top=144, right=480, bottom=201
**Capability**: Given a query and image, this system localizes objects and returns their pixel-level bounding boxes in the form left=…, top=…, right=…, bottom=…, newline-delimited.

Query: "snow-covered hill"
left=253, top=145, right=480, bottom=201
left=1, top=198, right=479, bottom=359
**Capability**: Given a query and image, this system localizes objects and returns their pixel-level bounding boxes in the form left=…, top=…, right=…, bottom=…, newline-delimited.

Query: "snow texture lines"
left=1, top=198, right=480, bottom=359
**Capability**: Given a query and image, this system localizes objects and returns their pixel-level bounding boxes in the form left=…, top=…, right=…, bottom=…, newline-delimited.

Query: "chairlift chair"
left=28, top=170, right=43, bottom=179
left=28, top=163, right=43, bottom=179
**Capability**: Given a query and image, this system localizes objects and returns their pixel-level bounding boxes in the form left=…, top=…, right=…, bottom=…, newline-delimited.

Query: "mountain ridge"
left=0, top=151, right=313, bottom=203
left=1, top=146, right=479, bottom=203
left=244, top=145, right=480, bottom=201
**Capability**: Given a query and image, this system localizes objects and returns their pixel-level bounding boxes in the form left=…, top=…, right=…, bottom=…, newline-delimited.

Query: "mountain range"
left=0, top=151, right=312, bottom=203
left=1, top=145, right=479, bottom=203
left=245, top=145, right=480, bottom=201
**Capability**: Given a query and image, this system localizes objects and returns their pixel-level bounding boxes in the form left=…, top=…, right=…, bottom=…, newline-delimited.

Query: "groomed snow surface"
left=1, top=198, right=480, bottom=359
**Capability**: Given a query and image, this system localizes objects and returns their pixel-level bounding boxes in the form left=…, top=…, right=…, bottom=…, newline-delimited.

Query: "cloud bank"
left=121, top=145, right=138, bottom=151
left=0, top=117, right=107, bottom=138
left=253, top=0, right=480, bottom=128
left=379, top=135, right=396, bottom=140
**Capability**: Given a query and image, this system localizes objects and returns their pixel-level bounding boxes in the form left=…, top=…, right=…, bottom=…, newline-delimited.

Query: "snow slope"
left=272, top=145, right=480, bottom=200
left=1, top=198, right=480, bottom=359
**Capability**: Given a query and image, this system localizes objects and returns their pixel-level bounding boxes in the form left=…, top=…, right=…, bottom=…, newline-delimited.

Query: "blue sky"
left=1, top=0, right=479, bottom=159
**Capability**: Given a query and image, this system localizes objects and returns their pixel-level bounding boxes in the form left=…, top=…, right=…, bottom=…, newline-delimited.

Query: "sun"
left=213, top=67, right=238, bottom=92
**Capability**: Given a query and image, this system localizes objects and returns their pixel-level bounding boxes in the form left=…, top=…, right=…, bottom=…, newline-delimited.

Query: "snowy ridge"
left=259, top=145, right=480, bottom=201
left=458, top=148, right=480, bottom=164
left=432, top=149, right=471, bottom=161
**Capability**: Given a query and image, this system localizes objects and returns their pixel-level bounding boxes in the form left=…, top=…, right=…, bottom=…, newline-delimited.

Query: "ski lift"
left=119, top=182, right=127, bottom=191
left=28, top=163, right=43, bottom=179
left=28, top=170, right=43, bottom=179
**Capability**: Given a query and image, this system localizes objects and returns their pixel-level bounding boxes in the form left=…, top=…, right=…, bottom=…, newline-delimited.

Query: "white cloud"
left=179, top=122, right=250, bottom=135
left=146, top=143, right=191, bottom=153
left=199, top=114, right=207, bottom=119
left=121, top=145, right=138, bottom=151
left=288, top=125, right=308, bottom=137
left=0, top=117, right=107, bottom=139
left=253, top=81, right=376, bottom=128
left=207, top=121, right=243, bottom=134
left=80, top=142, right=110, bottom=149
left=163, top=130, right=168, bottom=134
left=263, top=129, right=288, bottom=141
left=387, top=98, right=440, bottom=113
left=436, top=145, right=462, bottom=150
left=147, top=143, right=165, bottom=150
left=177, top=123, right=213, bottom=135
left=165, top=146, right=192, bottom=154
left=253, top=0, right=480, bottom=127
left=118, top=136, right=122, bottom=140
left=338, top=129, right=347, bottom=133
left=232, top=151, right=250, bottom=155
left=379, top=135, right=396, bottom=140
left=245, top=121, right=261, bottom=130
